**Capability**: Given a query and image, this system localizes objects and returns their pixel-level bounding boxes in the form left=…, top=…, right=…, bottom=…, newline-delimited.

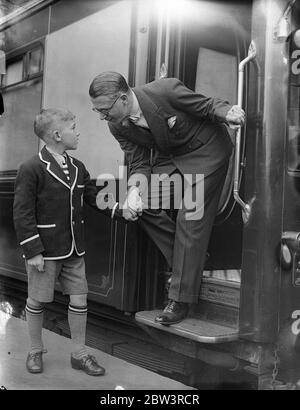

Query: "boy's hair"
left=34, top=108, right=75, bottom=141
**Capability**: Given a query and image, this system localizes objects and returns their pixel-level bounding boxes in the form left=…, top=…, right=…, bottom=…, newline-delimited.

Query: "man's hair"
left=89, top=71, right=129, bottom=99
left=34, top=108, right=75, bottom=140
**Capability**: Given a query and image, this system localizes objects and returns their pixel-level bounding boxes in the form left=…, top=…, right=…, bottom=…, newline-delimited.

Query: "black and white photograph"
left=0, top=0, right=299, bottom=394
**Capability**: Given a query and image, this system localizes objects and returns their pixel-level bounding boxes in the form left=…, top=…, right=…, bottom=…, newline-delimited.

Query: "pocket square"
left=168, top=116, right=177, bottom=129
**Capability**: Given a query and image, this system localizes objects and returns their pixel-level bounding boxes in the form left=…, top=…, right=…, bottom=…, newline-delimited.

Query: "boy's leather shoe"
left=155, top=300, right=189, bottom=325
left=26, top=351, right=43, bottom=373
left=71, top=354, right=105, bottom=376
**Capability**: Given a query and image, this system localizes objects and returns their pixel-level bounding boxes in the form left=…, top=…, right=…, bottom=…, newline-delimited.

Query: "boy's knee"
left=69, top=294, right=87, bottom=307
left=27, top=297, right=44, bottom=309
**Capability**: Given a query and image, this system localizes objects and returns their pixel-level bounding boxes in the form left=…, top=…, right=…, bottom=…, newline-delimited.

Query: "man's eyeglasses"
left=92, top=95, right=121, bottom=116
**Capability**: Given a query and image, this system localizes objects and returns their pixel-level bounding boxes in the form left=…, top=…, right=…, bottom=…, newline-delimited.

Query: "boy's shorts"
left=26, top=254, right=88, bottom=303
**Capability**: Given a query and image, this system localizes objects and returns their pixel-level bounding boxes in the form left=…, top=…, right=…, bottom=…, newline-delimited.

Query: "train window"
left=0, top=78, right=42, bottom=172
left=194, top=48, right=237, bottom=214
left=288, top=31, right=300, bottom=173
left=195, top=48, right=237, bottom=105
left=0, top=44, right=43, bottom=173
left=0, top=45, right=43, bottom=172
left=27, top=47, right=43, bottom=76
left=3, top=58, right=24, bottom=87
left=0, top=44, right=43, bottom=88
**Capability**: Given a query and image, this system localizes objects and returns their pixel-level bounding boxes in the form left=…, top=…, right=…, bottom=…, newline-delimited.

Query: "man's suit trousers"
left=138, top=161, right=228, bottom=303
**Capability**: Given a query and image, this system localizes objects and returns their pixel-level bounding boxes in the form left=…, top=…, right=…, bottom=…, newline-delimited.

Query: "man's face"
left=57, top=119, right=80, bottom=150
left=91, top=94, right=129, bottom=124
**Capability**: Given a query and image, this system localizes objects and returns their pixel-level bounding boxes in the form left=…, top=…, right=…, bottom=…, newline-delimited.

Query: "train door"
left=135, top=0, right=252, bottom=342
left=133, top=2, right=300, bottom=386
left=275, top=0, right=300, bottom=382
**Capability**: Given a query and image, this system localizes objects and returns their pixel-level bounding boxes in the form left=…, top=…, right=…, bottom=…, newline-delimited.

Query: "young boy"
left=13, top=108, right=119, bottom=376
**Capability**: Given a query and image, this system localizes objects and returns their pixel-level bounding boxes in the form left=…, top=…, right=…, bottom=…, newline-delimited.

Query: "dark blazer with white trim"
left=13, top=146, right=115, bottom=260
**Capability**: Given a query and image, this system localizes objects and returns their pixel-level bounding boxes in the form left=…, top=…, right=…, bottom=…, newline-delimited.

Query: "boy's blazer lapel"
left=39, top=146, right=70, bottom=189
left=67, top=155, right=78, bottom=190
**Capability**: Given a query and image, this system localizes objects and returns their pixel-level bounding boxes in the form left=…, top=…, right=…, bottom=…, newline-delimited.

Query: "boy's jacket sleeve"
left=13, top=163, right=45, bottom=259
left=82, top=165, right=122, bottom=219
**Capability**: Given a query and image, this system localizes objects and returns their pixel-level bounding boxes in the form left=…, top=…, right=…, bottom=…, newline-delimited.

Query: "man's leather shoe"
left=155, top=299, right=189, bottom=325
left=26, top=351, right=43, bottom=373
left=71, top=354, right=105, bottom=376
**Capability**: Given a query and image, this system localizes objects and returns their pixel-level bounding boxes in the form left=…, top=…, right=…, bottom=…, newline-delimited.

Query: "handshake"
left=122, top=186, right=143, bottom=221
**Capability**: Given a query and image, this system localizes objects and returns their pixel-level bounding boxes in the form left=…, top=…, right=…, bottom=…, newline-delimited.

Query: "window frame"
left=287, top=29, right=300, bottom=175
left=0, top=40, right=44, bottom=89
left=0, top=40, right=44, bottom=181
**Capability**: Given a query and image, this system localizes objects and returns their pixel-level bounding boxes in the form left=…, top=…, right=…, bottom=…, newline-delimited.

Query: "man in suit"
left=89, top=71, right=245, bottom=325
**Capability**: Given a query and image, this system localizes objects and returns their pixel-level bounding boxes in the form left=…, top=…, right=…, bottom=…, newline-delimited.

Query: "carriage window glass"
left=0, top=78, right=42, bottom=171
left=288, top=32, right=300, bottom=173
left=195, top=48, right=237, bottom=105
left=3, top=59, right=23, bottom=87
left=27, top=47, right=43, bottom=76
left=195, top=47, right=237, bottom=214
left=287, top=94, right=300, bottom=173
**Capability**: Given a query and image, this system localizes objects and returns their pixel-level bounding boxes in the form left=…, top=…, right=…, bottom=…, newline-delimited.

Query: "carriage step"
left=135, top=310, right=239, bottom=344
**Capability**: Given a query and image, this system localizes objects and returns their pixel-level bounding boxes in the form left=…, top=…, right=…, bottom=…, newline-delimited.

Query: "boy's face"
left=56, top=119, right=80, bottom=150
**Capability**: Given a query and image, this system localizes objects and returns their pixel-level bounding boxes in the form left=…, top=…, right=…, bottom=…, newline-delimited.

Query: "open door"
left=135, top=0, right=253, bottom=344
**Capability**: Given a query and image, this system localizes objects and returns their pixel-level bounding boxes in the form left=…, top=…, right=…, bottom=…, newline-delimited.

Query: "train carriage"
left=0, top=0, right=300, bottom=389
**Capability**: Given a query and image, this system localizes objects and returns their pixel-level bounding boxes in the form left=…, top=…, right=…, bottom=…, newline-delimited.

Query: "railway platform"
left=0, top=311, right=193, bottom=390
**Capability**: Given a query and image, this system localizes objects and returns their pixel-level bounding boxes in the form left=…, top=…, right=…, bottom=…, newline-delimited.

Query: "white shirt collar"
left=45, top=146, right=67, bottom=165
left=129, top=92, right=142, bottom=122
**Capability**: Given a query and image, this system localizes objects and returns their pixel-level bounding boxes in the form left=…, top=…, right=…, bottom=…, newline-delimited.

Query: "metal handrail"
left=233, top=40, right=257, bottom=223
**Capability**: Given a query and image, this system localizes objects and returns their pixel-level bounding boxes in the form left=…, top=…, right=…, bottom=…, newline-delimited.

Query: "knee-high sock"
left=68, top=304, right=88, bottom=358
left=25, top=303, right=44, bottom=353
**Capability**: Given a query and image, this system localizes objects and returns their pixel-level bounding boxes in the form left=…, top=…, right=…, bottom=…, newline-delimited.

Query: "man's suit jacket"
left=108, top=78, right=233, bottom=182
left=13, top=146, right=114, bottom=260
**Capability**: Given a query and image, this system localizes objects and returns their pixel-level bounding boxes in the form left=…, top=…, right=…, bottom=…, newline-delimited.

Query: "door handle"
left=233, top=40, right=257, bottom=223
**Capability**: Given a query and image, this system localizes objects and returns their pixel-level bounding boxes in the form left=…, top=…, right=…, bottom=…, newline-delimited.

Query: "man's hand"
left=27, top=254, right=44, bottom=272
left=122, top=186, right=143, bottom=221
left=122, top=207, right=139, bottom=221
left=225, top=105, right=245, bottom=129
left=127, top=187, right=143, bottom=215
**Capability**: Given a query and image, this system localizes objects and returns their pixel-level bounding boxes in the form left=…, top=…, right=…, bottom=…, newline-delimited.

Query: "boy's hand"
left=27, top=254, right=44, bottom=272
